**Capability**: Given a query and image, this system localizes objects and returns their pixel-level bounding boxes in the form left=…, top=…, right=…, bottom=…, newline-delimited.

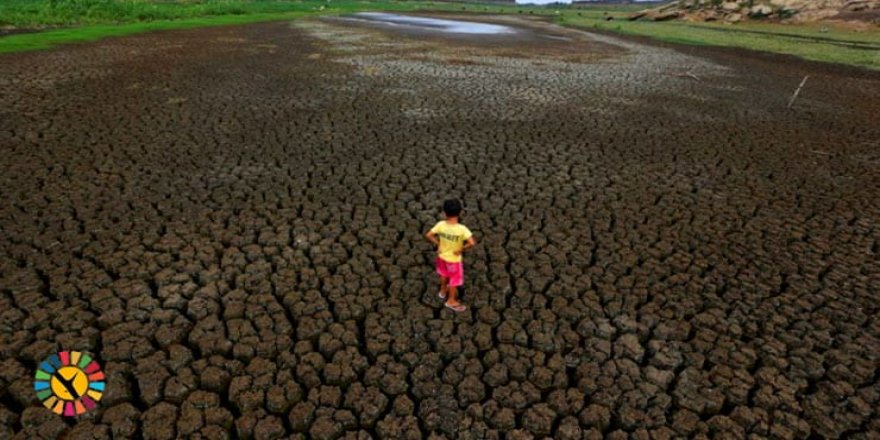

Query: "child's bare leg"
left=439, top=277, right=449, bottom=298
left=446, top=286, right=459, bottom=305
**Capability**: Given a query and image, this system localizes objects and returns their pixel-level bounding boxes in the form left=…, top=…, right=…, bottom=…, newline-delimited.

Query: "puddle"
left=542, top=34, right=572, bottom=42
left=343, top=12, right=517, bottom=35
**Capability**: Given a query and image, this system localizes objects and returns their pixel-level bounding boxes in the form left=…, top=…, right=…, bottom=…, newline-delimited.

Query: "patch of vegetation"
left=1, top=0, right=337, bottom=27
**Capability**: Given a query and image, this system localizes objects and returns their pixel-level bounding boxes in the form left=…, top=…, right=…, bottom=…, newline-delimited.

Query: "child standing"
left=425, top=199, right=476, bottom=312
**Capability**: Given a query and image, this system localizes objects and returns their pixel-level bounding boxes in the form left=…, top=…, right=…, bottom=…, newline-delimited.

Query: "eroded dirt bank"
left=1, top=14, right=879, bottom=439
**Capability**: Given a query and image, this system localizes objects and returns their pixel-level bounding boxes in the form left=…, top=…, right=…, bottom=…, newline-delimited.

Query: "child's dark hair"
left=443, top=199, right=462, bottom=217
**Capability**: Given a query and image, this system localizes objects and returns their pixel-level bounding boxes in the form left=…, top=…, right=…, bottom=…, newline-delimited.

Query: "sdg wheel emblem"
left=34, top=351, right=105, bottom=416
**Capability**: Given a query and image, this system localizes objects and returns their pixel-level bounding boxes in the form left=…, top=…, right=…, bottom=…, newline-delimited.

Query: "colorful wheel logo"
left=34, top=351, right=105, bottom=416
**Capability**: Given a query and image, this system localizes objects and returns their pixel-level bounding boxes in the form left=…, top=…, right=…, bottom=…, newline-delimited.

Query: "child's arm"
left=456, top=237, right=476, bottom=255
left=425, top=231, right=440, bottom=247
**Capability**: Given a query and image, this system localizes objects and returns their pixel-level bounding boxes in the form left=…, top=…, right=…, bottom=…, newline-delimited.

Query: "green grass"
left=1, top=0, right=878, bottom=70
left=0, top=0, right=541, bottom=28
left=0, top=0, right=381, bottom=27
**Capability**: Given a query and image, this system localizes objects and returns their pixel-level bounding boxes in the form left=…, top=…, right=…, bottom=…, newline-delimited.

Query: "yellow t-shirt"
left=430, top=221, right=473, bottom=263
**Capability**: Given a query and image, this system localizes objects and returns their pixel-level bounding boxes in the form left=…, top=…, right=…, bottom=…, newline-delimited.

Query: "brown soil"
left=0, top=28, right=40, bottom=37
left=834, top=8, right=880, bottom=23
left=1, top=14, right=879, bottom=439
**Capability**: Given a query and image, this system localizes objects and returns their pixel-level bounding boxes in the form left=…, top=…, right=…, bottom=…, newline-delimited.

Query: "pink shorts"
left=435, top=257, right=464, bottom=287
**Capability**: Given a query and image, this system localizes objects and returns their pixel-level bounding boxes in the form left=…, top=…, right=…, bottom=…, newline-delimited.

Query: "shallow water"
left=346, top=12, right=517, bottom=35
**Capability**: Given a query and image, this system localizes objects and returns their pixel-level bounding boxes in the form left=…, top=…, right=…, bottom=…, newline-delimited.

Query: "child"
left=425, top=199, right=476, bottom=312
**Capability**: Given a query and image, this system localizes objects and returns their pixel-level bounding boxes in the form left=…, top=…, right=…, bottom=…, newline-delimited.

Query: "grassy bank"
left=557, top=8, right=880, bottom=70
left=0, top=0, right=878, bottom=70
left=0, top=0, right=425, bottom=28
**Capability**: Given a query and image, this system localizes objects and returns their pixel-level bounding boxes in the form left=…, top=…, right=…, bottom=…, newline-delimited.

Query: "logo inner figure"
left=35, top=351, right=105, bottom=417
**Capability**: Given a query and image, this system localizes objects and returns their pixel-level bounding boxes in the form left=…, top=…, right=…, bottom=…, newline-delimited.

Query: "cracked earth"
left=1, top=13, right=879, bottom=440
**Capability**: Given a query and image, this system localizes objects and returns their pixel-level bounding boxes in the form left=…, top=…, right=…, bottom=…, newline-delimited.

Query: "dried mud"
left=1, top=13, right=879, bottom=440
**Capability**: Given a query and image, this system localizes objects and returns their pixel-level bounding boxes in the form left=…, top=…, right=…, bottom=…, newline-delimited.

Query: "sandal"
left=445, top=302, right=467, bottom=313
left=438, top=290, right=447, bottom=299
